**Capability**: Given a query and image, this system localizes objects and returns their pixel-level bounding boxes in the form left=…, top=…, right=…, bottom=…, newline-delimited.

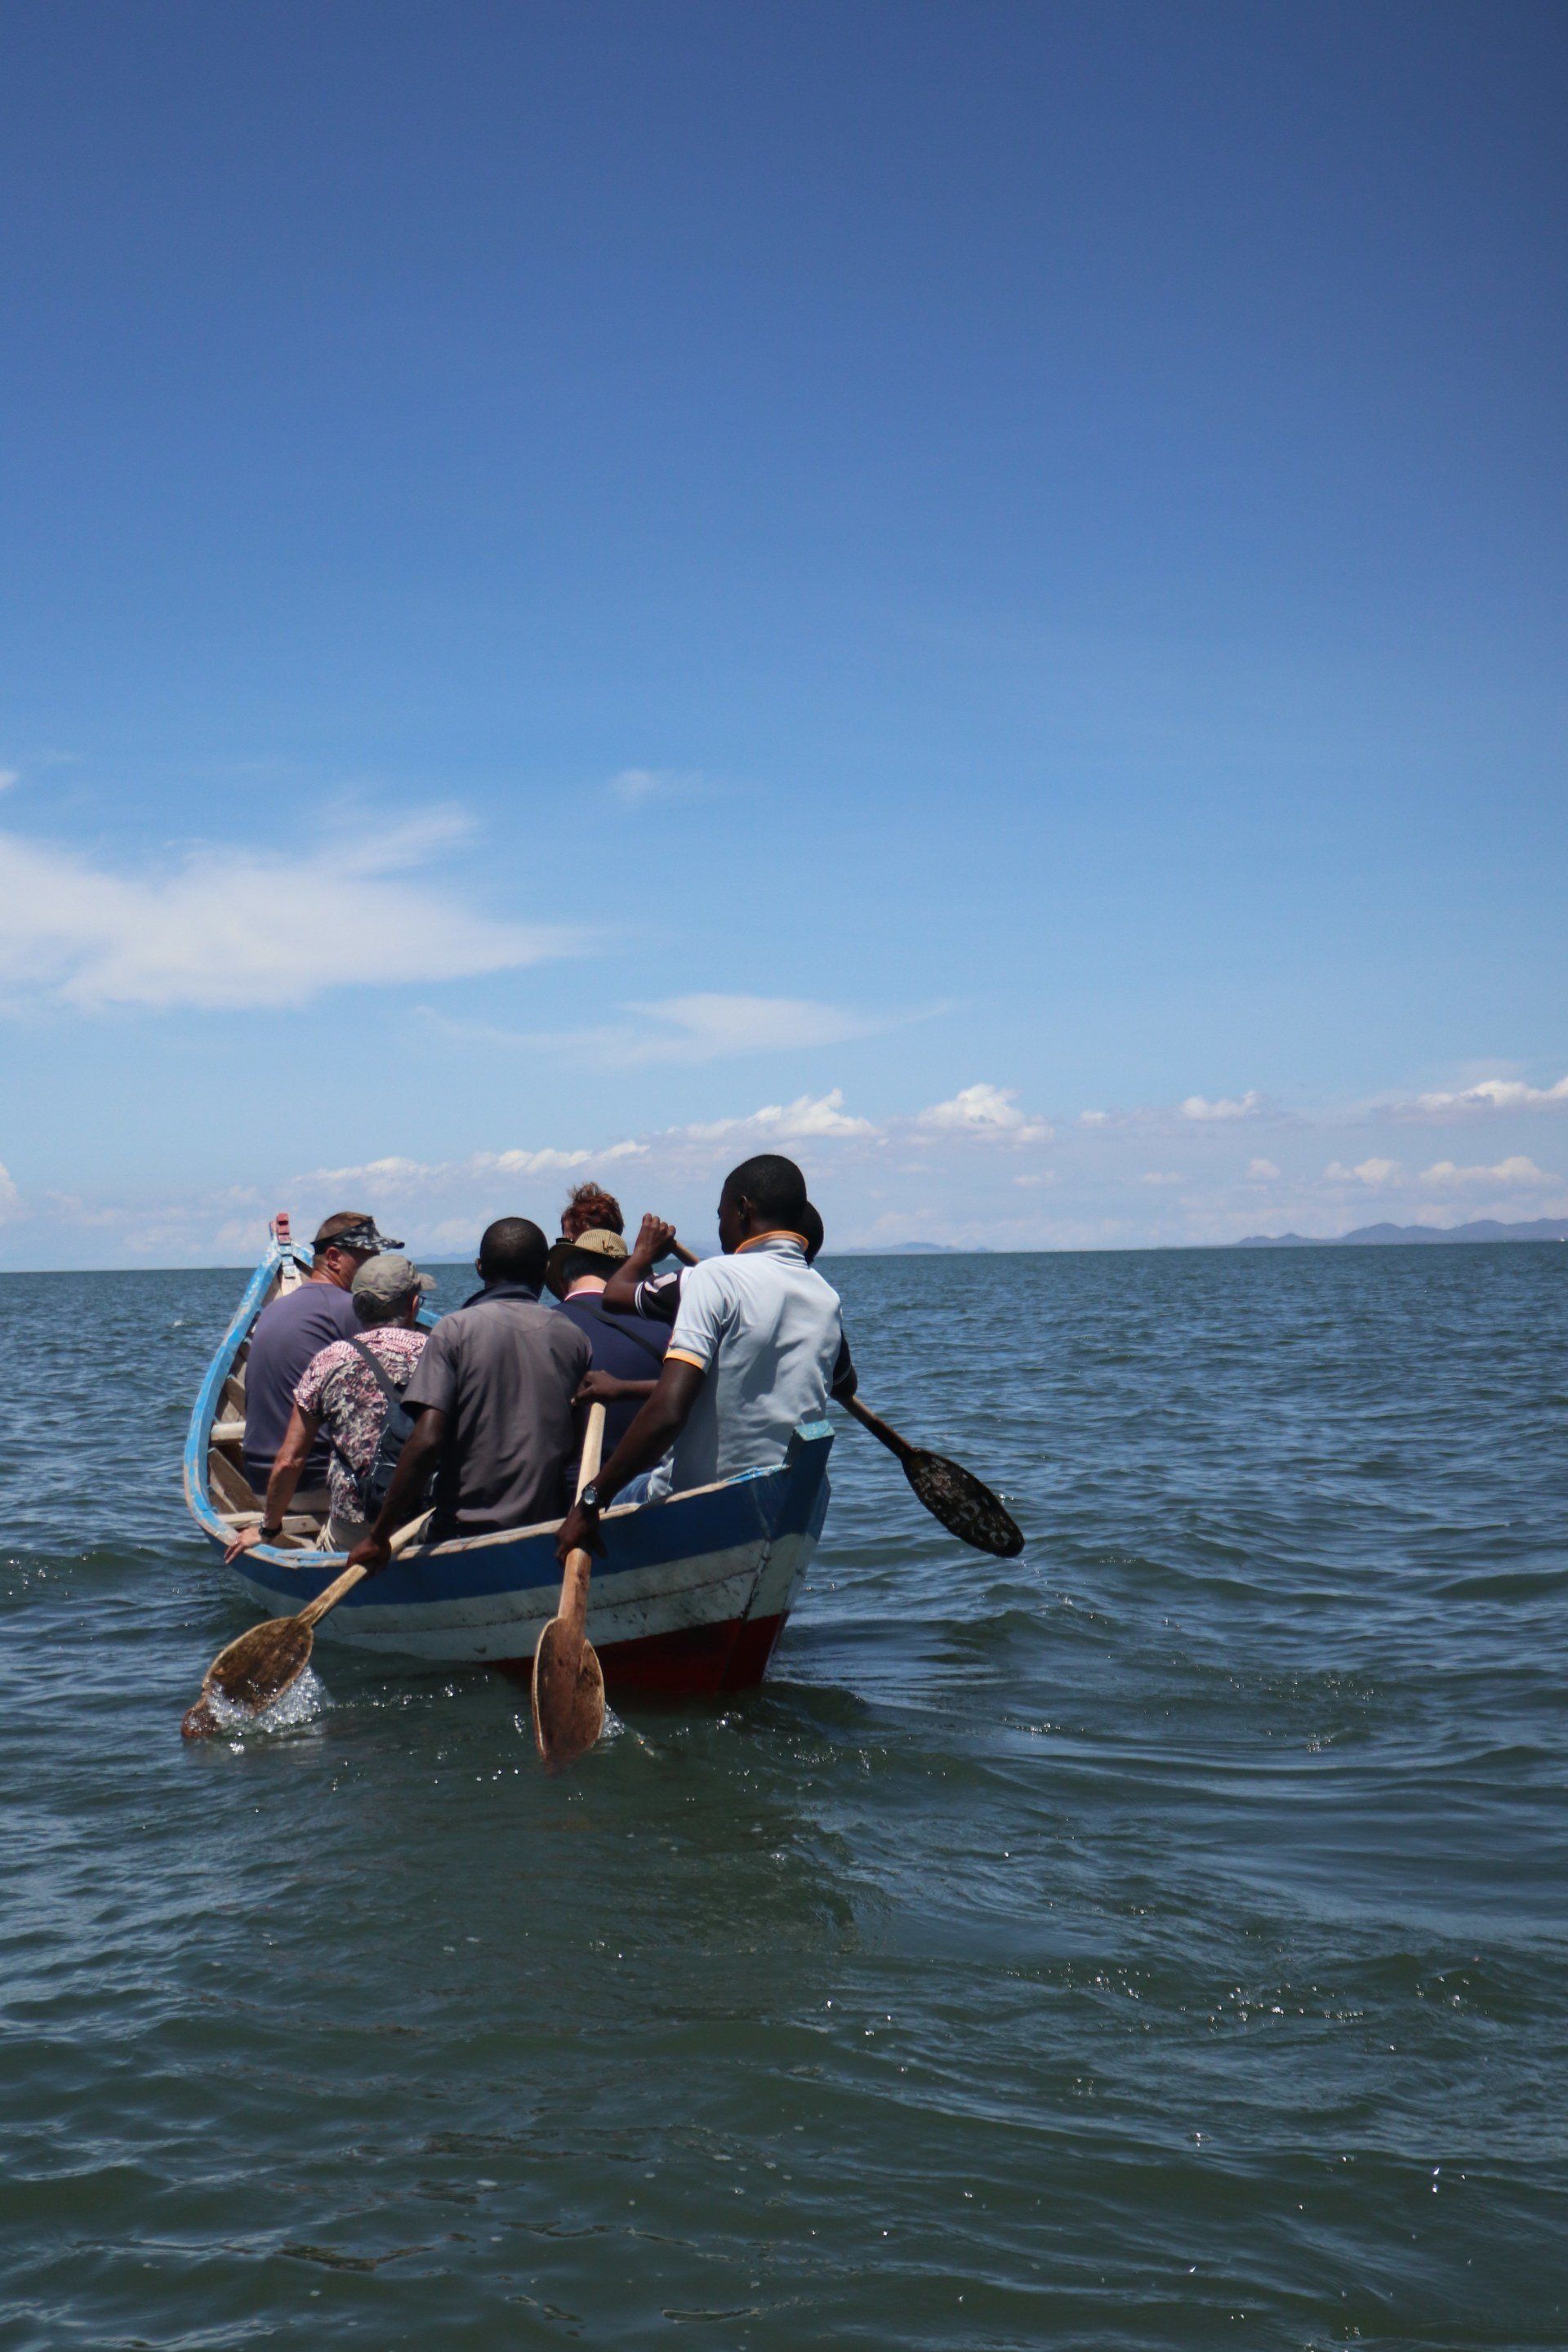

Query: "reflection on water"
left=1, top=1246, right=1565, bottom=2348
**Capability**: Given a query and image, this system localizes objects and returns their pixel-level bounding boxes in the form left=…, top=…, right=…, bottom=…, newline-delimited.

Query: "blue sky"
left=2, top=1, right=1564, bottom=1267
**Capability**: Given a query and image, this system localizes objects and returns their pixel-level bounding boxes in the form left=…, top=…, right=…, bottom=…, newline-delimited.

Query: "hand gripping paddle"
left=532, top=1403, right=608, bottom=1774
left=844, top=1394, right=1023, bottom=1557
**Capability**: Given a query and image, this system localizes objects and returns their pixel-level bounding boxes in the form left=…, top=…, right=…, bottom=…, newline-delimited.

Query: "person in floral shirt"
left=225, top=1254, right=434, bottom=1557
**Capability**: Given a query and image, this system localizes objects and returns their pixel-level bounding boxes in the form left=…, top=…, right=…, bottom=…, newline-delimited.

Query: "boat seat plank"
left=207, top=1449, right=259, bottom=1515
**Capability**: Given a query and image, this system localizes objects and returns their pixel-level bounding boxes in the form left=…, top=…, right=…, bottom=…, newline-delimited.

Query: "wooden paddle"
left=843, top=1393, right=1023, bottom=1557
left=180, top=1508, right=434, bottom=1740
left=531, top=1402, right=608, bottom=1774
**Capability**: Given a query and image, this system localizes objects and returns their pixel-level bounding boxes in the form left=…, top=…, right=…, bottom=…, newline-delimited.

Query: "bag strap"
left=341, top=1332, right=412, bottom=1412
left=573, top=1297, right=669, bottom=1369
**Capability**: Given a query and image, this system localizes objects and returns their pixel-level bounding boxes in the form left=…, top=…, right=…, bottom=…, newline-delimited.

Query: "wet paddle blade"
left=532, top=1616, right=606, bottom=1773
left=903, top=1449, right=1024, bottom=1557
left=180, top=1615, right=315, bottom=1740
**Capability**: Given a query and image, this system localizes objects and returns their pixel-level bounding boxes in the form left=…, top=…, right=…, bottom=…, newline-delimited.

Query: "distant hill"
left=1236, top=1216, right=1568, bottom=1250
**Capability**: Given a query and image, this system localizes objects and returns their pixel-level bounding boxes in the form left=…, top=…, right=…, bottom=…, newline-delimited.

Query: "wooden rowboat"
left=183, top=1216, right=835, bottom=1696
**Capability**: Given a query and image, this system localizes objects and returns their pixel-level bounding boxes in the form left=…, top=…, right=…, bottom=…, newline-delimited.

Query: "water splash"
left=203, top=1664, right=327, bottom=1740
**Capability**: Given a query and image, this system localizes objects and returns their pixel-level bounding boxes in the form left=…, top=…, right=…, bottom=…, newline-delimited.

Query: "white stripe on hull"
left=228, top=1530, right=820, bottom=1665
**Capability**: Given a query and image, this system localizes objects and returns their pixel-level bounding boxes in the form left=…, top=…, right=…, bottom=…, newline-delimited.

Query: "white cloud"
left=0, top=1160, right=23, bottom=1220
left=1139, top=1170, right=1183, bottom=1186
left=1410, top=1076, right=1568, bottom=1116
left=0, top=813, right=580, bottom=1011
left=0, top=770, right=18, bottom=792
left=918, top=1084, right=1049, bottom=1140
left=681, top=1088, right=876, bottom=1142
left=608, top=768, right=706, bottom=808
left=1419, top=1155, right=1554, bottom=1190
left=618, top=993, right=882, bottom=1062
left=1247, top=1158, right=1281, bottom=1180
left=425, top=991, right=893, bottom=1066
left=1179, top=1089, right=1266, bottom=1122
left=298, top=1142, right=639, bottom=1196
left=1325, top=1157, right=1401, bottom=1186
left=299, top=1095, right=875, bottom=1236
left=1078, top=1088, right=1273, bottom=1130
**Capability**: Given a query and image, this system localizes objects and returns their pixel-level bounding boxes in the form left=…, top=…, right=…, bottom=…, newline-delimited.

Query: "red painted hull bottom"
left=496, top=1609, right=787, bottom=1702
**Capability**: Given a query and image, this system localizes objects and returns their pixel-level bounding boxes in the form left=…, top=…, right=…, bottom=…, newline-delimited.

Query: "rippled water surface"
left=2, top=1246, right=1565, bottom=2349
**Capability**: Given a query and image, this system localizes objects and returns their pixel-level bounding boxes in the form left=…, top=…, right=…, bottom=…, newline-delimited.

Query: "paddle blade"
left=903, top=1449, right=1024, bottom=1557
left=180, top=1615, right=315, bottom=1739
left=532, top=1619, right=606, bottom=1773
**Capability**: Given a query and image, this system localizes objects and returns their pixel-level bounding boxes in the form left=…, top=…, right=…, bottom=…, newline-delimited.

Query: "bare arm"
left=577, top=1370, right=657, bottom=1406
left=555, top=1357, right=706, bottom=1562
left=600, top=1214, right=676, bottom=1316
left=345, top=1405, right=448, bottom=1575
left=224, top=1402, right=320, bottom=1561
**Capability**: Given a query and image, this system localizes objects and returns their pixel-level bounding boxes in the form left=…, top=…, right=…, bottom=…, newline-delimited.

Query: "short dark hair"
left=548, top=1244, right=607, bottom=1298
left=722, top=1154, right=809, bottom=1228
left=562, top=1182, right=623, bottom=1241
left=478, top=1217, right=549, bottom=1288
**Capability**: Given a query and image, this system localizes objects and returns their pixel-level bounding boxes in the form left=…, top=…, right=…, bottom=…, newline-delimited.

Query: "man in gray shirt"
left=347, top=1218, right=591, bottom=1567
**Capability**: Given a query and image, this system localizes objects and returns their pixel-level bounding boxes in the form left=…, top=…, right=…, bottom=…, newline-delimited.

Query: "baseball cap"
left=350, top=1252, right=435, bottom=1308
left=545, top=1225, right=630, bottom=1296
left=314, top=1212, right=403, bottom=1254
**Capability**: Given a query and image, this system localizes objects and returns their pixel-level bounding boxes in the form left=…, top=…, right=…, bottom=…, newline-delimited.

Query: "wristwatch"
left=259, top=1520, right=284, bottom=1542
left=578, top=1483, right=602, bottom=1514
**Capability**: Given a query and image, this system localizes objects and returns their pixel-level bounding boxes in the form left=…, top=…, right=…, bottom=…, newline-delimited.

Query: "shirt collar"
left=461, top=1278, right=542, bottom=1308
left=735, top=1231, right=809, bottom=1258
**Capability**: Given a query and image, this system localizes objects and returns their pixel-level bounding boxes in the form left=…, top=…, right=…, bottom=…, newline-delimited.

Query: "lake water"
left=2, top=1245, right=1564, bottom=2349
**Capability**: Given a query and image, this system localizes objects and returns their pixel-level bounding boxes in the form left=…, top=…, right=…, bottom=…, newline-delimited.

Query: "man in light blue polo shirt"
left=554, top=1155, right=855, bottom=1561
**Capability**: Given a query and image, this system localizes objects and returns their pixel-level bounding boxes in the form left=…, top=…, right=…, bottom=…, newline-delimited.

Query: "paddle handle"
left=297, top=1561, right=366, bottom=1629
left=559, top=1405, right=607, bottom=1640
left=843, top=1392, right=915, bottom=1463
left=389, top=1508, right=434, bottom=1557
left=558, top=1548, right=593, bottom=1638
left=296, top=1508, right=434, bottom=1628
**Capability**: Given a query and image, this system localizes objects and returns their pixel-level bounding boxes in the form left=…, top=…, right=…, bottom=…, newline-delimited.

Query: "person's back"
left=556, top=1291, right=669, bottom=1455
left=403, top=1219, right=592, bottom=1537
left=294, top=1254, right=434, bottom=1548
left=545, top=1221, right=670, bottom=1467
left=242, top=1212, right=396, bottom=1491
left=652, top=1232, right=842, bottom=1499
left=550, top=1158, right=858, bottom=1570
